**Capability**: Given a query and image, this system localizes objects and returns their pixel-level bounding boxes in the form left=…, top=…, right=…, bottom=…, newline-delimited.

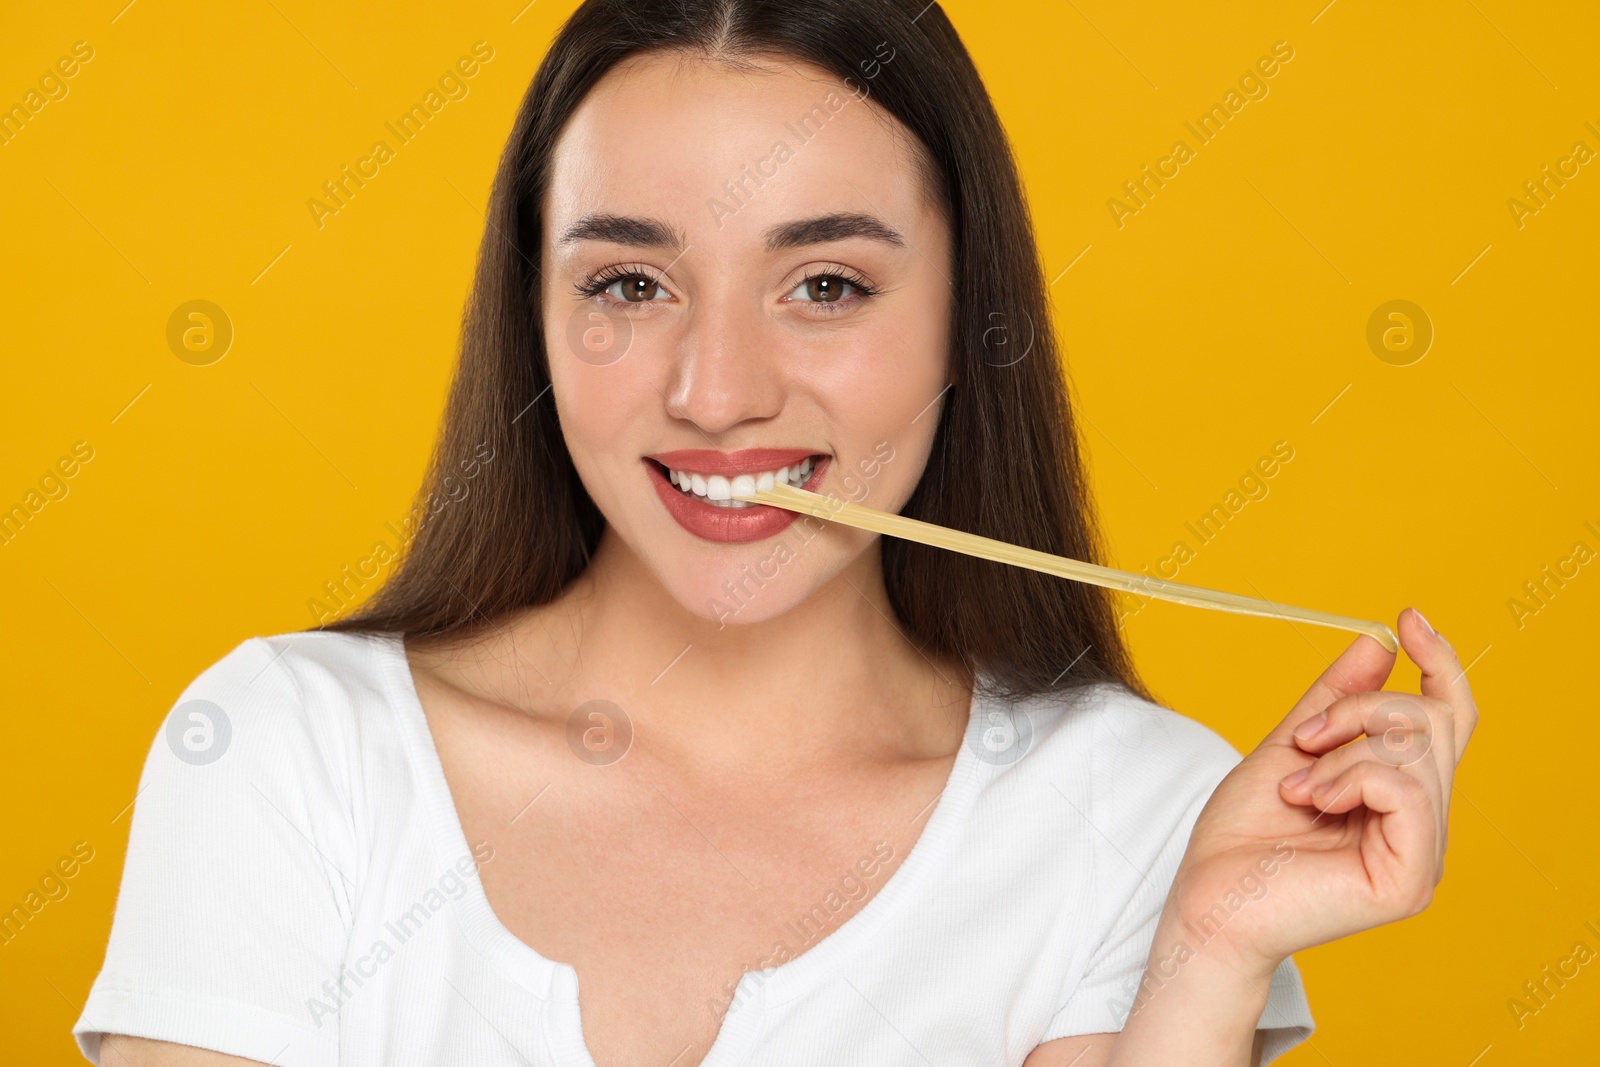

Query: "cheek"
left=557, top=367, right=639, bottom=436
left=547, top=338, right=656, bottom=496
left=801, top=312, right=948, bottom=505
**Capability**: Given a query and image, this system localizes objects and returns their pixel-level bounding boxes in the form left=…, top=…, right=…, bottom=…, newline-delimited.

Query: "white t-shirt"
left=74, top=630, right=1314, bottom=1065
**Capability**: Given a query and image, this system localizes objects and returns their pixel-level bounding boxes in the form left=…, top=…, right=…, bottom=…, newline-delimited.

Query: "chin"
left=659, top=547, right=835, bottom=632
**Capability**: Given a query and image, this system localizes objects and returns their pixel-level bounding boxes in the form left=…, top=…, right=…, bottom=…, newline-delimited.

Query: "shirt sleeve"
left=1037, top=694, right=1315, bottom=1062
left=73, top=636, right=357, bottom=1067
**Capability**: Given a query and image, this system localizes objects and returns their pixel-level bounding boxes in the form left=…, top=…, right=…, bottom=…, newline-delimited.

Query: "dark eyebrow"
left=558, top=213, right=686, bottom=250
left=762, top=211, right=905, bottom=252
left=556, top=211, right=904, bottom=252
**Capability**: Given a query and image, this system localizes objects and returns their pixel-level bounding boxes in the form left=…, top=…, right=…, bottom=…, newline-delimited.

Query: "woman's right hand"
left=1161, top=607, right=1478, bottom=976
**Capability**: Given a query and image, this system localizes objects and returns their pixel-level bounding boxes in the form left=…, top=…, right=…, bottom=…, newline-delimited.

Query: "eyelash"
left=571, top=264, right=881, bottom=311
left=796, top=267, right=881, bottom=309
left=571, top=264, right=659, bottom=301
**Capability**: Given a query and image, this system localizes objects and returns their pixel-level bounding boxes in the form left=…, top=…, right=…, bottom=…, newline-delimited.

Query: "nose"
left=662, top=292, right=786, bottom=435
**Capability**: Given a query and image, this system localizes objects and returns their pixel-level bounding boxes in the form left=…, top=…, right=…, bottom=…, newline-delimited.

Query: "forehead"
left=545, top=51, right=934, bottom=246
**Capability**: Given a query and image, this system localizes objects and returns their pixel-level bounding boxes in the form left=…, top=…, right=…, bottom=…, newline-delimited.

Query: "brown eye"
left=805, top=275, right=846, bottom=302
left=573, top=267, right=672, bottom=304
left=617, top=275, right=660, bottom=302
left=789, top=272, right=871, bottom=305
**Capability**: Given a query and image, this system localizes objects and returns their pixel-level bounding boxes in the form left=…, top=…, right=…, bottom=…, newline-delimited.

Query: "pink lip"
left=646, top=448, right=825, bottom=477
left=643, top=453, right=832, bottom=544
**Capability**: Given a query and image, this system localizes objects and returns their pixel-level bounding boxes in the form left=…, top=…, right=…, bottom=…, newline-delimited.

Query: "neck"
left=458, top=524, right=974, bottom=772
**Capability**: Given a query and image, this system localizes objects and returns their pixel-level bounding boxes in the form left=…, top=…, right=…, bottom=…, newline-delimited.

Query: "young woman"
left=75, top=1, right=1477, bottom=1065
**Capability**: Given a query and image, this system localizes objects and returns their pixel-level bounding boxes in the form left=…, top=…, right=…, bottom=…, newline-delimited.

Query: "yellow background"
left=2, top=0, right=1596, bottom=1062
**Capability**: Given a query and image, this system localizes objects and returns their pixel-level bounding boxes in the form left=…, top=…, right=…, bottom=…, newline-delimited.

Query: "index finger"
left=1399, top=606, right=1480, bottom=763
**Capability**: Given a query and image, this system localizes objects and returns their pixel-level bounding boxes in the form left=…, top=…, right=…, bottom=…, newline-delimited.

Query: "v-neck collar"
left=374, top=629, right=992, bottom=1067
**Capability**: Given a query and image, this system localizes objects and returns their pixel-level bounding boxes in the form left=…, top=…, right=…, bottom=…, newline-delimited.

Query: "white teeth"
left=783, top=458, right=814, bottom=486
left=663, top=456, right=820, bottom=504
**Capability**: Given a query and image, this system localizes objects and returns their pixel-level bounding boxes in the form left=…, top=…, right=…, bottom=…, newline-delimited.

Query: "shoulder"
left=147, top=628, right=407, bottom=799
left=1014, top=680, right=1242, bottom=776
left=170, top=627, right=398, bottom=731
left=1003, top=680, right=1245, bottom=828
left=197, top=627, right=398, bottom=700
left=112, top=628, right=416, bottom=916
left=77, top=632, right=407, bottom=1063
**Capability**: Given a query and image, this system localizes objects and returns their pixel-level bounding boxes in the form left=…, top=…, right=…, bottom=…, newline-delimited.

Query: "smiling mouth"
left=646, top=455, right=826, bottom=509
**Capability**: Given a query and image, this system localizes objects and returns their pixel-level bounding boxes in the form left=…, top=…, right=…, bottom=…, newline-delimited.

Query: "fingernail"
left=1281, top=766, right=1311, bottom=787
left=1293, top=711, right=1327, bottom=742
left=1416, top=609, right=1455, bottom=652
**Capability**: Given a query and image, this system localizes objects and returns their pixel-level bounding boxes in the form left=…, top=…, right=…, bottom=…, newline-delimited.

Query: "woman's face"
left=541, top=50, right=952, bottom=628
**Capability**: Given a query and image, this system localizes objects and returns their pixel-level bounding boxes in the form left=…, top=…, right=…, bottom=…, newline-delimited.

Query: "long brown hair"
left=319, top=0, right=1154, bottom=707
